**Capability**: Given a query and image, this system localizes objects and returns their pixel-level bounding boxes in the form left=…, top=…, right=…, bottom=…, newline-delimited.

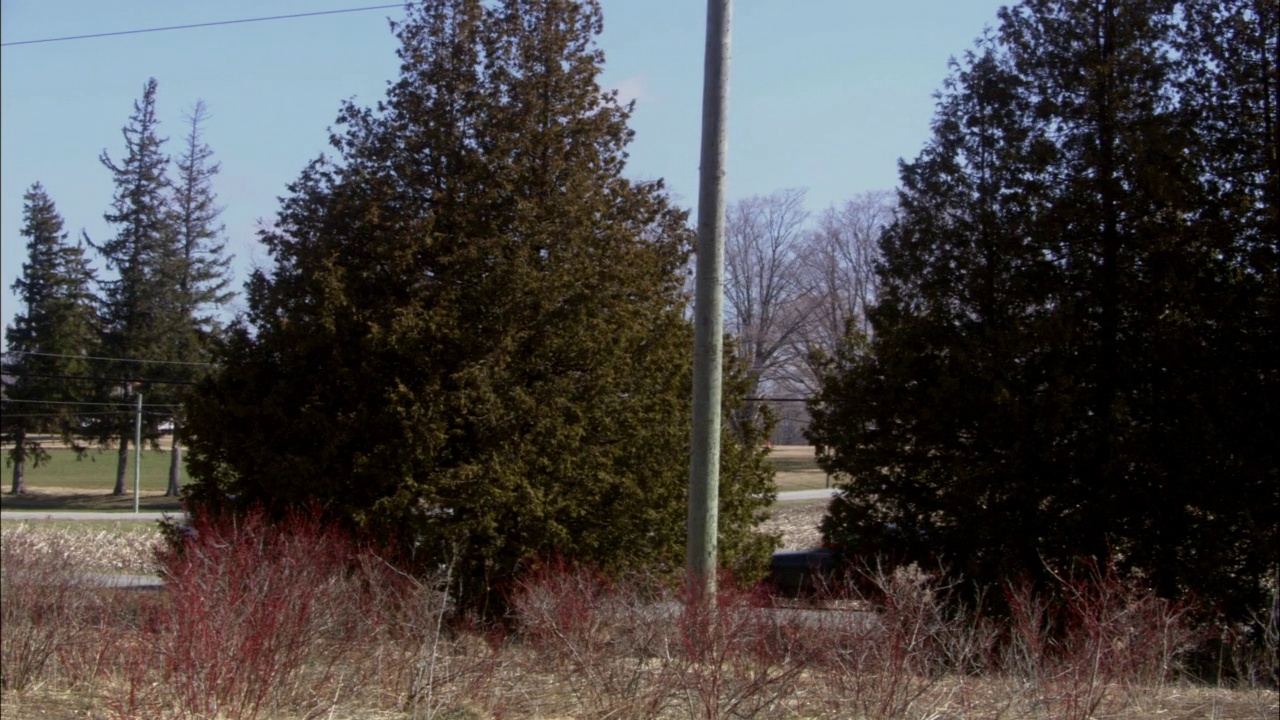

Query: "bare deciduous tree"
left=721, top=188, right=894, bottom=443
left=784, top=190, right=895, bottom=396
left=724, top=188, right=811, bottom=413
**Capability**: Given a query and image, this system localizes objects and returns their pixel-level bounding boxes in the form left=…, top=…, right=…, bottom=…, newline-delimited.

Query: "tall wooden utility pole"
left=133, top=390, right=143, bottom=514
left=688, top=0, right=733, bottom=600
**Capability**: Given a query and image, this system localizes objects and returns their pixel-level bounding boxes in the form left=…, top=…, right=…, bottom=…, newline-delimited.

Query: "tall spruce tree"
left=812, top=39, right=1068, bottom=590
left=3, top=184, right=98, bottom=494
left=1172, top=0, right=1280, bottom=618
left=185, top=0, right=776, bottom=612
left=158, top=101, right=233, bottom=496
left=810, top=0, right=1277, bottom=621
left=90, top=78, right=179, bottom=495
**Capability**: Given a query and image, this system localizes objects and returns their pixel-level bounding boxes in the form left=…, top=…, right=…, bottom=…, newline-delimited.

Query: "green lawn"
left=1, top=447, right=185, bottom=513
left=3, top=447, right=179, bottom=492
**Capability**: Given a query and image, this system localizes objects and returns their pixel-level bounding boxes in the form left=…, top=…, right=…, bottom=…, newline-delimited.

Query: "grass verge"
left=0, top=487, right=183, bottom=513
left=0, top=518, right=162, bottom=534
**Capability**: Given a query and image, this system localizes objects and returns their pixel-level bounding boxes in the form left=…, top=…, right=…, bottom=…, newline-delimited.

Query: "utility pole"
left=688, top=0, right=733, bottom=601
left=133, top=390, right=142, bottom=514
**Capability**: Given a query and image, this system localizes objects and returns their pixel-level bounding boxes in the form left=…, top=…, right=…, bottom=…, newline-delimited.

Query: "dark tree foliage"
left=2, top=184, right=98, bottom=494
left=185, top=0, right=776, bottom=613
left=89, top=78, right=181, bottom=494
left=809, top=0, right=1278, bottom=623
left=1176, top=0, right=1280, bottom=611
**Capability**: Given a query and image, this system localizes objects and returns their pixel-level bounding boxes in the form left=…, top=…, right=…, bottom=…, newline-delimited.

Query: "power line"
left=3, top=399, right=180, bottom=409
left=5, top=411, right=172, bottom=417
left=0, top=412, right=128, bottom=417
left=5, top=371, right=198, bottom=387
left=1, top=4, right=406, bottom=47
left=4, top=351, right=216, bottom=368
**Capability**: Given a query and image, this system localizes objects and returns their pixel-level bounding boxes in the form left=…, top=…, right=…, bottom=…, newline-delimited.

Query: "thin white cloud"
left=611, top=75, right=650, bottom=106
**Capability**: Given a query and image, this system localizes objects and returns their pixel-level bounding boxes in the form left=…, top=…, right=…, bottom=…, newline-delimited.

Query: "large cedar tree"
left=185, top=0, right=776, bottom=611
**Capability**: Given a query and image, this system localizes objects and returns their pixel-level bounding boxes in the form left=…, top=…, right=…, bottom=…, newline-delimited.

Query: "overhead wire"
left=1, top=4, right=407, bottom=47
left=1, top=7, right=392, bottom=374
left=1, top=7, right=388, bottom=434
left=4, top=399, right=181, bottom=409
left=1, top=411, right=163, bottom=419
left=4, top=351, right=216, bottom=368
left=4, top=371, right=199, bottom=386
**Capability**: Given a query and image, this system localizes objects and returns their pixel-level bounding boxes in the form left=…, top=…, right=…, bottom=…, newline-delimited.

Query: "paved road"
left=0, top=510, right=178, bottom=521
left=8, top=493, right=841, bottom=599
left=2, top=489, right=836, bottom=521
left=776, top=488, right=838, bottom=502
left=82, top=572, right=166, bottom=590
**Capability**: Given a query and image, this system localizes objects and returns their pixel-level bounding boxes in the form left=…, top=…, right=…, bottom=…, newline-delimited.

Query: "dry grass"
left=0, top=443, right=177, bottom=494
left=0, top=522, right=162, bottom=574
left=761, top=500, right=827, bottom=550
left=2, top=519, right=1276, bottom=720
left=767, top=445, right=830, bottom=493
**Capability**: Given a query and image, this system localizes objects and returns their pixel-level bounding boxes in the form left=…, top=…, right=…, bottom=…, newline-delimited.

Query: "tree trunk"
left=113, top=433, right=129, bottom=496
left=166, top=422, right=182, bottom=497
left=10, top=428, right=27, bottom=495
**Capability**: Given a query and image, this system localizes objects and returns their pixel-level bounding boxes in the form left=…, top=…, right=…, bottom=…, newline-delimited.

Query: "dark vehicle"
left=767, top=547, right=836, bottom=597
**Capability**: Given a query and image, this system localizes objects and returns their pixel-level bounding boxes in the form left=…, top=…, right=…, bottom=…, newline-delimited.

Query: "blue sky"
left=1, top=0, right=1006, bottom=342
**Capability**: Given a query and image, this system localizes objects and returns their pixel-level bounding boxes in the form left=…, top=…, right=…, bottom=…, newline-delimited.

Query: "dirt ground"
left=761, top=500, right=827, bottom=550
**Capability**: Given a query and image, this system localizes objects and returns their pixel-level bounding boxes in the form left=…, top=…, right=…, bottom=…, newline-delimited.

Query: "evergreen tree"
left=810, top=0, right=1277, bottom=621
left=3, top=184, right=97, bottom=494
left=157, top=101, right=233, bottom=496
left=1171, top=0, right=1280, bottom=617
left=813, top=39, right=1068, bottom=592
left=185, top=0, right=775, bottom=612
left=89, top=78, right=179, bottom=495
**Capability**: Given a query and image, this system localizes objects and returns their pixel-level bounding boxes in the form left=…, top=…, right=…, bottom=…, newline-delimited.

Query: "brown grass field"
left=3, top=445, right=1275, bottom=719
left=2, top=511, right=1276, bottom=719
left=767, top=445, right=832, bottom=492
